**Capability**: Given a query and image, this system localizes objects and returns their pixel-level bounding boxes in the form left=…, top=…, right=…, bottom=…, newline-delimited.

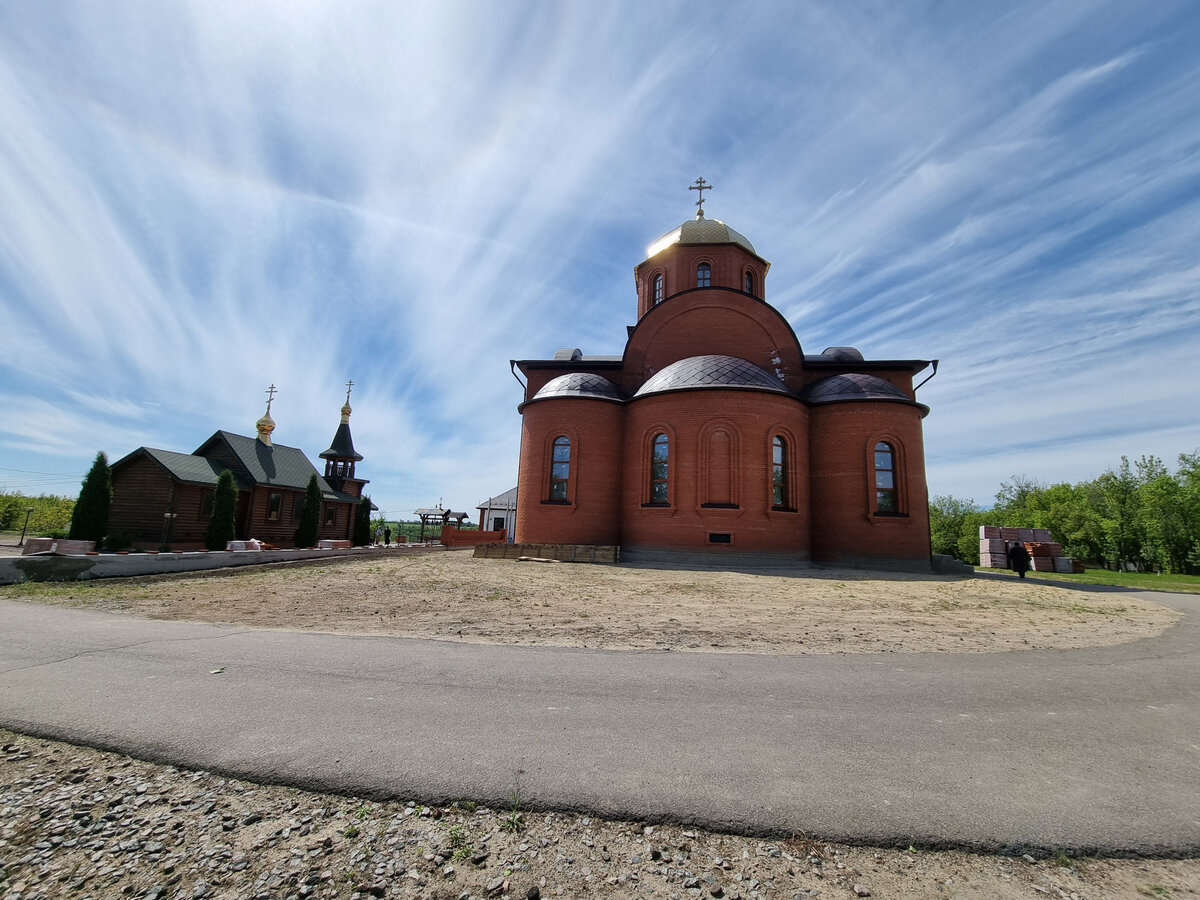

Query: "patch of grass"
left=980, top=567, right=1200, bottom=595
left=500, top=770, right=526, bottom=833
left=1138, top=884, right=1171, bottom=897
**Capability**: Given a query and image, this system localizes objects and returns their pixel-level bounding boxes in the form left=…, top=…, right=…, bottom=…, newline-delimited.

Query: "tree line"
left=931, top=452, right=1200, bottom=573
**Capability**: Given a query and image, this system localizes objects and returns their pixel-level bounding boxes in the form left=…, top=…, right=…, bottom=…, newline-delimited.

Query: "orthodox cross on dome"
left=689, top=177, right=714, bottom=218
left=344, top=379, right=354, bottom=404
left=264, top=383, right=278, bottom=414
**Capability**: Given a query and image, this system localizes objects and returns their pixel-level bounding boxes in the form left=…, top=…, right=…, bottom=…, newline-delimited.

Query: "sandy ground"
left=2, top=549, right=1180, bottom=655
left=3, top=550, right=1195, bottom=898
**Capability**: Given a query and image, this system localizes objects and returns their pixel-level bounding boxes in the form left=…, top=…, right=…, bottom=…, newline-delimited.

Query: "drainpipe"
left=913, top=359, right=939, bottom=393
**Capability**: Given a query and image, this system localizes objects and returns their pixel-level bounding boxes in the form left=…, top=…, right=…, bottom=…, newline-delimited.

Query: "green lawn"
left=977, top=566, right=1200, bottom=594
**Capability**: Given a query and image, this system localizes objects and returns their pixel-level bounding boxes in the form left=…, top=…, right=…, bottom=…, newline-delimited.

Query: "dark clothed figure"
left=384, top=527, right=392, bottom=547
left=1008, top=542, right=1032, bottom=579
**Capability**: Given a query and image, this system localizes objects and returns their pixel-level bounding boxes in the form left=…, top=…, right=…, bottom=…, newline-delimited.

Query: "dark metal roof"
left=532, top=372, right=627, bottom=402
left=197, top=431, right=332, bottom=493
left=800, top=373, right=913, bottom=405
left=813, top=346, right=864, bottom=362
left=124, top=447, right=251, bottom=490
left=634, top=355, right=788, bottom=398
left=320, top=422, right=363, bottom=461
left=803, top=355, right=931, bottom=373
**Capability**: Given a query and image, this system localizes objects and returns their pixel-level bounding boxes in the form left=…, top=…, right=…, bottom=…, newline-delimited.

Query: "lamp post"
left=161, top=512, right=177, bottom=548
left=17, top=507, right=34, bottom=546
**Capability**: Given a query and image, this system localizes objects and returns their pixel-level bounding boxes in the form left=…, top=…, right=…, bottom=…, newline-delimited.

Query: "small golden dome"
left=256, top=410, right=275, bottom=445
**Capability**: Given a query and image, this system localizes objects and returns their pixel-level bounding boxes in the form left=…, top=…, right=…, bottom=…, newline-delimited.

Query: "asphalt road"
left=1, top=585, right=1197, bottom=855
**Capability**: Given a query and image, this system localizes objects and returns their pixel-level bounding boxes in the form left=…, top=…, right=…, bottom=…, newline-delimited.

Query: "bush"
left=105, top=532, right=133, bottom=552
left=1, top=493, right=75, bottom=535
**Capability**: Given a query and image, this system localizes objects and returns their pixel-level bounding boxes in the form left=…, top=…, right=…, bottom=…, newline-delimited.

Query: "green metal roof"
left=115, top=432, right=353, bottom=498
left=195, top=431, right=332, bottom=493
left=112, top=447, right=251, bottom=490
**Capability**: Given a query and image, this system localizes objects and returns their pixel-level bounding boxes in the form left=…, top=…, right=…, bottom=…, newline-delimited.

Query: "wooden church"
left=108, top=385, right=368, bottom=549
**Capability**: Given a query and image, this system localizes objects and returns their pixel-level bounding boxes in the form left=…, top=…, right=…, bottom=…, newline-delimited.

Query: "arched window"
left=650, top=433, right=669, bottom=503
left=744, top=270, right=755, bottom=296
left=696, top=262, right=711, bottom=288
left=653, top=273, right=663, bottom=305
left=874, top=441, right=897, bottom=512
left=772, top=436, right=787, bottom=508
left=549, top=436, right=570, bottom=501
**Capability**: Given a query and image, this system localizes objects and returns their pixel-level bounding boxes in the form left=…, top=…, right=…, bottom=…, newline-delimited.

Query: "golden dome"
left=646, top=213, right=757, bottom=259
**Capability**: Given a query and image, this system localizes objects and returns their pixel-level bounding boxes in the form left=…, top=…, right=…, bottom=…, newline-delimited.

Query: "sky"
left=2, top=1, right=1199, bottom=518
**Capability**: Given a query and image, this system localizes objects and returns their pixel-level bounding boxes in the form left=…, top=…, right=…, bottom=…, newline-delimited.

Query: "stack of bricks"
left=979, top=526, right=1075, bottom=573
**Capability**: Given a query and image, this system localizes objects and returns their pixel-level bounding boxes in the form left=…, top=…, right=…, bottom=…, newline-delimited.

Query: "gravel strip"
left=4, top=730, right=1199, bottom=900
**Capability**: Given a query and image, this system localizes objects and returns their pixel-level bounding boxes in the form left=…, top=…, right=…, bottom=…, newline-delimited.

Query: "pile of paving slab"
left=979, top=526, right=1082, bottom=573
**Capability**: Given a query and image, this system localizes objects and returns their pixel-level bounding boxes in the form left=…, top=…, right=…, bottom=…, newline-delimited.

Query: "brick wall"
left=633, top=241, right=769, bottom=320
left=808, top=402, right=930, bottom=564
left=622, top=292, right=805, bottom=392
left=620, top=390, right=811, bottom=554
left=516, top=398, right=625, bottom=545
left=440, top=527, right=507, bottom=547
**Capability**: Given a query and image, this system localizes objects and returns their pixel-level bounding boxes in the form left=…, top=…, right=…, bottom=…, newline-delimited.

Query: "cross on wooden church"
left=264, top=383, right=278, bottom=413
left=689, top=177, right=714, bottom=217
left=344, top=379, right=354, bottom=403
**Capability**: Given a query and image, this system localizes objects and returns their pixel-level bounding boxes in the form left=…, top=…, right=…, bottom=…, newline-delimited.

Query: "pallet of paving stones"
left=979, top=552, right=1008, bottom=568
left=993, top=527, right=1054, bottom=543
left=980, top=538, right=1008, bottom=554
left=1025, top=542, right=1064, bottom=558
left=473, top=542, right=619, bottom=564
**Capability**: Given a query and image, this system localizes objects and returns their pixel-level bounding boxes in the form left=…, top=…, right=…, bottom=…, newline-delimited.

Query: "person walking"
left=384, top=526, right=392, bottom=547
left=1008, top=541, right=1032, bottom=579
left=374, top=525, right=382, bottom=547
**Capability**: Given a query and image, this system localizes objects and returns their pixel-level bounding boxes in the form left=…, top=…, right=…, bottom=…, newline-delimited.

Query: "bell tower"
left=319, top=381, right=368, bottom=498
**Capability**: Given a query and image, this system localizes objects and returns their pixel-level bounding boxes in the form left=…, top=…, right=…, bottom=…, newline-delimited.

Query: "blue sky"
left=2, top=1, right=1199, bottom=518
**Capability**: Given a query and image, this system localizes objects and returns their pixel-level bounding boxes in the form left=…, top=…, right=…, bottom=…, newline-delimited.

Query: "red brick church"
left=512, top=181, right=935, bottom=567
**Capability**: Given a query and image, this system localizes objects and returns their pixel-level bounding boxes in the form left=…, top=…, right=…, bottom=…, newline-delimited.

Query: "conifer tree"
left=353, top=495, right=373, bottom=546
left=294, top=473, right=322, bottom=548
left=68, top=451, right=111, bottom=548
left=205, top=469, right=238, bottom=551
